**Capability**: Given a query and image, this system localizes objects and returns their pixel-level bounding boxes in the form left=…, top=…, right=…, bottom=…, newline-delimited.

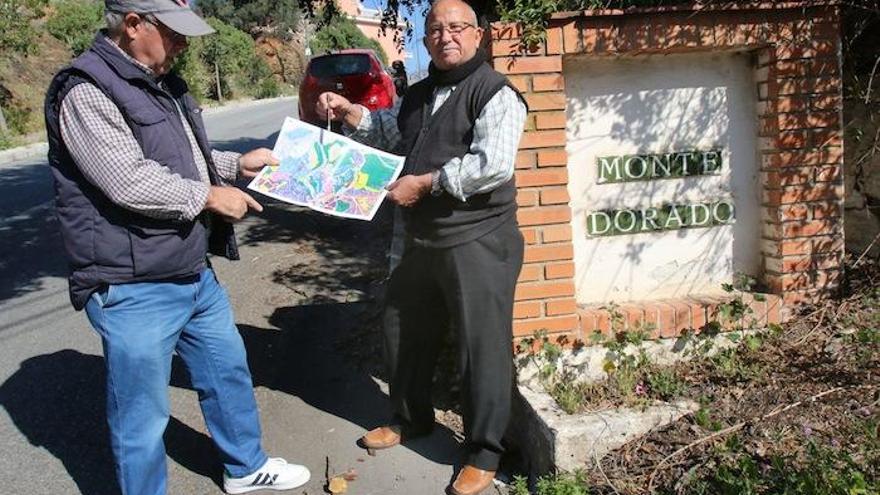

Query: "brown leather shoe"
left=359, top=425, right=402, bottom=450
left=448, top=465, right=496, bottom=495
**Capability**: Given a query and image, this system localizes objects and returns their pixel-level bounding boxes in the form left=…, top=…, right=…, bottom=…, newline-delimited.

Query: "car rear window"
left=308, top=54, right=372, bottom=78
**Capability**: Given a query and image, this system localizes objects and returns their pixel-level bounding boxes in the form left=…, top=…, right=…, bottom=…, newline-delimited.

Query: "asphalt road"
left=0, top=97, right=465, bottom=495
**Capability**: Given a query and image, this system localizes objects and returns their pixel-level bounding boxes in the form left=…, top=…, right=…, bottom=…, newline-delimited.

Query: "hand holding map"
left=247, top=117, right=405, bottom=221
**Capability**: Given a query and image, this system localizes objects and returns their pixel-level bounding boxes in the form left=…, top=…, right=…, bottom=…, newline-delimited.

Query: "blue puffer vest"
left=44, top=34, right=238, bottom=310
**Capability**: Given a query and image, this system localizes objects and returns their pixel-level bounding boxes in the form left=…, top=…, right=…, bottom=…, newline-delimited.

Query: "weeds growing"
left=513, top=260, right=879, bottom=494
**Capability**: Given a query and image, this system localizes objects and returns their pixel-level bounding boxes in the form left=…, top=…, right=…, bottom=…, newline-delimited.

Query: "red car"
left=298, top=49, right=396, bottom=129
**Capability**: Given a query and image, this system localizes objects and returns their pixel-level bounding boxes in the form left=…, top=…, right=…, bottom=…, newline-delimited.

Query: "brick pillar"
left=492, top=24, right=580, bottom=341
left=756, top=6, right=846, bottom=309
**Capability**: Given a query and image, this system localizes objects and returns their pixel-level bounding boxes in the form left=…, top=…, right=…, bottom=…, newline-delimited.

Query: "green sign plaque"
left=586, top=201, right=735, bottom=237
left=596, top=149, right=723, bottom=183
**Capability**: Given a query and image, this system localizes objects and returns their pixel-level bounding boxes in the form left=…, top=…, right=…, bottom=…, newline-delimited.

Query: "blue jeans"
left=85, top=269, right=267, bottom=495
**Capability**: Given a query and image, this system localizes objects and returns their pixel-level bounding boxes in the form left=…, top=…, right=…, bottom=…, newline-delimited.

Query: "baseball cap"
left=105, top=0, right=215, bottom=37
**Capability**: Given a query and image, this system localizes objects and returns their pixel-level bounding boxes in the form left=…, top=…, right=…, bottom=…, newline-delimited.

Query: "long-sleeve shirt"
left=58, top=38, right=240, bottom=222
left=345, top=84, right=527, bottom=202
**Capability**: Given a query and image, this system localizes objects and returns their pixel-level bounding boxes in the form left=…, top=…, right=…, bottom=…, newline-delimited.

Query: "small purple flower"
left=802, top=424, right=813, bottom=437
left=635, top=381, right=647, bottom=397
left=857, top=407, right=872, bottom=417
left=831, top=438, right=841, bottom=448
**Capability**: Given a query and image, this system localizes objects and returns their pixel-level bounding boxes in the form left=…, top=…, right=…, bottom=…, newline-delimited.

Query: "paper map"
left=247, top=117, right=405, bottom=221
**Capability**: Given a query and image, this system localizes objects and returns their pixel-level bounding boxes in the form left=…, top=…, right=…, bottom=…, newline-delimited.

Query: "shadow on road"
left=234, top=303, right=462, bottom=467
left=0, top=164, right=68, bottom=303
left=221, top=198, right=463, bottom=467
left=0, top=350, right=224, bottom=495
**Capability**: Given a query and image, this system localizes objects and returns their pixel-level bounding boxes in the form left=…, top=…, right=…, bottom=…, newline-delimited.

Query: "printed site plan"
left=248, top=117, right=405, bottom=221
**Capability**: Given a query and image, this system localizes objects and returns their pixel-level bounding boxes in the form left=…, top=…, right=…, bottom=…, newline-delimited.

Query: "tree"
left=198, top=0, right=302, bottom=39
left=46, top=0, right=104, bottom=56
left=172, top=37, right=212, bottom=102
left=308, top=11, right=389, bottom=65
left=201, top=17, right=255, bottom=100
left=179, top=17, right=280, bottom=101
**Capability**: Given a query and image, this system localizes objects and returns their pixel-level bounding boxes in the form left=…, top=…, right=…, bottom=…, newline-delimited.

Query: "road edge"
left=0, top=95, right=297, bottom=166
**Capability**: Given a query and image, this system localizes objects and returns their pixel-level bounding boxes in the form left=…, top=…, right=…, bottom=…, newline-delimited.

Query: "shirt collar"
left=104, top=36, right=156, bottom=77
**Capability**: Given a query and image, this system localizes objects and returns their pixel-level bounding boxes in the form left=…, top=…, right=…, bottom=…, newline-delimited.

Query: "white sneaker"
left=223, top=457, right=311, bottom=494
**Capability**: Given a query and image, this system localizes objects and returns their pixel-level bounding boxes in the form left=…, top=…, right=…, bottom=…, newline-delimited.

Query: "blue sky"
left=362, top=0, right=431, bottom=75
left=403, top=3, right=431, bottom=75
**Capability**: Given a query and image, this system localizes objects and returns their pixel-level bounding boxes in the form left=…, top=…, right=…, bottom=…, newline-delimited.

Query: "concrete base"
left=509, top=333, right=748, bottom=474
left=512, top=385, right=698, bottom=474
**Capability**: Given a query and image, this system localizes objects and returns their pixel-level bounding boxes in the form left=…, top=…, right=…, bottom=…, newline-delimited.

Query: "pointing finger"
left=242, top=192, right=263, bottom=213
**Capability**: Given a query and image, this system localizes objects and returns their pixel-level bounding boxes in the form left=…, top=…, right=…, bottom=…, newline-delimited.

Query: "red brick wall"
left=491, top=2, right=844, bottom=344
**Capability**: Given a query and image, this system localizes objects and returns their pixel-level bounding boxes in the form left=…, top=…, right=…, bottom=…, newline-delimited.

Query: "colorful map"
left=247, top=117, right=405, bottom=221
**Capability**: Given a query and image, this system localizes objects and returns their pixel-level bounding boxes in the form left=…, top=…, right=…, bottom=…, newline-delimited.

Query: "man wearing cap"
left=43, top=1, right=310, bottom=494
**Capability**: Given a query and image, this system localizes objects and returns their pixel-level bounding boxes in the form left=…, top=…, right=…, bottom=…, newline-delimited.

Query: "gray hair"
left=105, top=10, right=126, bottom=38
left=105, top=10, right=158, bottom=39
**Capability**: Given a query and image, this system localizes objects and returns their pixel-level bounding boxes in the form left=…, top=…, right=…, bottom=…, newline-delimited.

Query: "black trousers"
left=382, top=218, right=524, bottom=470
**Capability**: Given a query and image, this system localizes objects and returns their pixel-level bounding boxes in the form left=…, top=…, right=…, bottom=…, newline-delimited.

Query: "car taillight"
left=366, top=84, right=392, bottom=109
left=341, top=73, right=380, bottom=108
left=352, top=74, right=391, bottom=110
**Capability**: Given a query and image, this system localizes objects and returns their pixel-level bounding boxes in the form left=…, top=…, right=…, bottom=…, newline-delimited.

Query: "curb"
left=0, top=95, right=298, bottom=166
left=0, top=142, right=49, bottom=166
left=202, top=95, right=296, bottom=116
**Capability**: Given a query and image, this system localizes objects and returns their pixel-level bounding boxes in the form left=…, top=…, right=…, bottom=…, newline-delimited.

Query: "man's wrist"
left=345, top=104, right=364, bottom=128
left=430, top=170, right=443, bottom=196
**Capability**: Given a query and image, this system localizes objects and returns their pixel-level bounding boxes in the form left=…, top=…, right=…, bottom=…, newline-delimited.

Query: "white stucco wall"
left=565, top=52, right=762, bottom=304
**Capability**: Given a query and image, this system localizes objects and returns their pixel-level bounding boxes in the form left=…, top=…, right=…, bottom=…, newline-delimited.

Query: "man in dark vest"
left=316, top=0, right=527, bottom=493
left=44, top=1, right=311, bottom=493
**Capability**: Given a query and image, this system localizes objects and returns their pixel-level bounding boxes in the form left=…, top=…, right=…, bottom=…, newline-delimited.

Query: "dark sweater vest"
left=396, top=62, right=523, bottom=248
left=44, top=34, right=238, bottom=310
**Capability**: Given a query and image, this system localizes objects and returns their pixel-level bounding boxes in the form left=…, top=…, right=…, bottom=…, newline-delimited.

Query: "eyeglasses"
left=426, top=22, right=475, bottom=40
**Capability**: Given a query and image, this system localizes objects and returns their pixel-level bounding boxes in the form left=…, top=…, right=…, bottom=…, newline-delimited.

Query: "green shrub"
left=46, top=0, right=103, bottom=55
left=173, top=39, right=211, bottom=102
left=548, top=371, right=595, bottom=414
left=308, top=12, right=388, bottom=65
left=693, top=404, right=724, bottom=431
left=254, top=71, right=280, bottom=99
left=0, top=0, right=47, bottom=55
left=243, top=57, right=279, bottom=99
left=200, top=17, right=257, bottom=99
left=0, top=130, right=13, bottom=150
left=709, top=346, right=764, bottom=383
left=646, top=366, right=685, bottom=399
left=198, top=0, right=301, bottom=40
left=2, top=101, right=32, bottom=135
left=511, top=471, right=591, bottom=495
left=693, top=440, right=878, bottom=495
